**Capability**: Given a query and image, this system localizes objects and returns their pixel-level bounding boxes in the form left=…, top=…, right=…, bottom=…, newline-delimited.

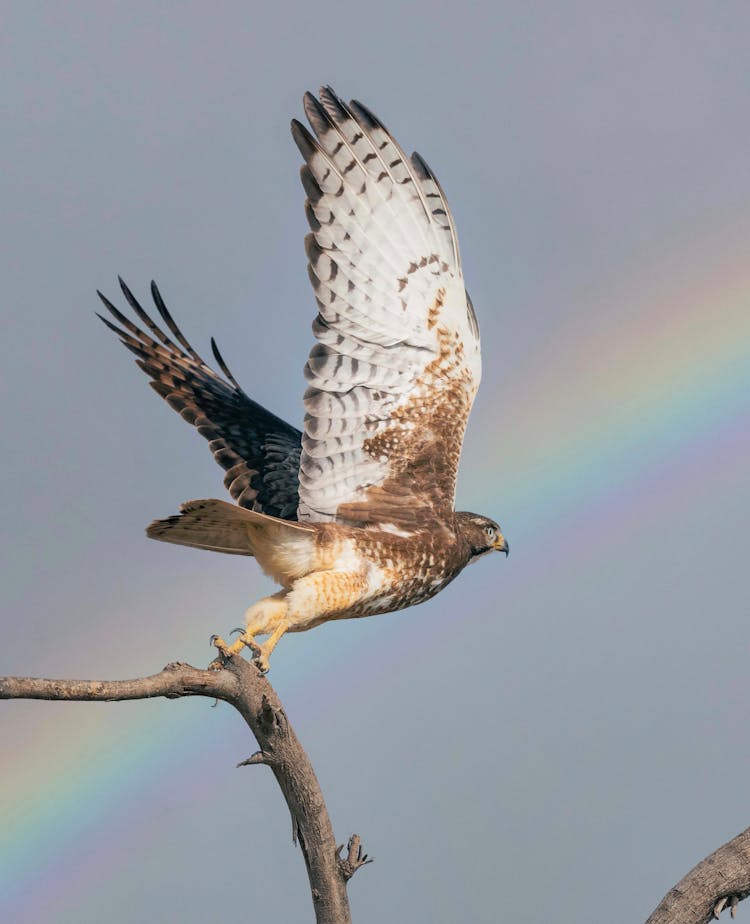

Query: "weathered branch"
left=0, top=656, right=369, bottom=924
left=0, top=661, right=235, bottom=702
left=646, top=825, right=750, bottom=923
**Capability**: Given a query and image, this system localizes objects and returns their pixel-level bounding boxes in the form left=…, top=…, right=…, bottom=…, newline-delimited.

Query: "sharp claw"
left=209, top=634, right=219, bottom=645
left=715, top=897, right=727, bottom=918
left=229, top=627, right=245, bottom=636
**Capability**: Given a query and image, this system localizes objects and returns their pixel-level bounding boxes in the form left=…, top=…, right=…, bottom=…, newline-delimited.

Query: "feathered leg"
left=213, top=570, right=370, bottom=671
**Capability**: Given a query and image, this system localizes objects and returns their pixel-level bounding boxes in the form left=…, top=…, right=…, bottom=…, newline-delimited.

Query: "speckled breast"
left=346, top=527, right=467, bottom=620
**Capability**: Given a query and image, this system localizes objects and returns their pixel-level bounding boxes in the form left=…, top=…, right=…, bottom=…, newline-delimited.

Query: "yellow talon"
left=210, top=634, right=252, bottom=659
left=209, top=597, right=289, bottom=672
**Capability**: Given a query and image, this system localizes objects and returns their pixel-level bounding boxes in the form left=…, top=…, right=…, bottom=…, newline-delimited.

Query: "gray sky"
left=1, top=2, right=750, bottom=922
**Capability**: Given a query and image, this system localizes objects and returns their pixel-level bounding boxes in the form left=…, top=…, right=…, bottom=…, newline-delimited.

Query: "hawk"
left=98, top=87, right=508, bottom=671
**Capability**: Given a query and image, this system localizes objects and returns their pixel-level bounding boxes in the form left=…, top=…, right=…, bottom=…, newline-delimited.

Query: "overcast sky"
left=1, top=3, right=750, bottom=922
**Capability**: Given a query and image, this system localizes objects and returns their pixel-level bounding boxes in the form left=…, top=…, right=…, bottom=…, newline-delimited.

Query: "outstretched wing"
left=98, top=279, right=301, bottom=519
left=293, top=87, right=481, bottom=529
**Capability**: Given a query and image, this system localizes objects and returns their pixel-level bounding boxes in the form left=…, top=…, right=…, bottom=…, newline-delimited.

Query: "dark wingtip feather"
left=318, top=86, right=349, bottom=124
left=149, top=280, right=204, bottom=363
left=115, top=278, right=193, bottom=356
left=349, top=99, right=385, bottom=131
left=95, top=311, right=125, bottom=337
left=304, top=232, right=322, bottom=263
left=117, top=276, right=141, bottom=312
left=96, top=289, right=117, bottom=313
left=300, top=164, right=323, bottom=203
left=210, top=337, right=242, bottom=392
left=305, top=200, right=321, bottom=232
left=411, top=151, right=431, bottom=178
left=96, top=290, right=144, bottom=338
left=149, top=279, right=182, bottom=337
left=291, top=118, right=318, bottom=159
left=302, top=92, right=332, bottom=136
left=150, top=280, right=168, bottom=316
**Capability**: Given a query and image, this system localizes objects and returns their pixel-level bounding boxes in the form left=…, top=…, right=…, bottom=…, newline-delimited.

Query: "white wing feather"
left=293, top=87, right=481, bottom=526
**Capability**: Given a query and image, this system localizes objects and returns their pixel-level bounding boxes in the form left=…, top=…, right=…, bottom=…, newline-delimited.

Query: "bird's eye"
left=485, top=526, right=496, bottom=539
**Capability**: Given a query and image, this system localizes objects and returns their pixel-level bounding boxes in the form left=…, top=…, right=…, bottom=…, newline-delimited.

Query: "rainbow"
left=2, top=226, right=749, bottom=919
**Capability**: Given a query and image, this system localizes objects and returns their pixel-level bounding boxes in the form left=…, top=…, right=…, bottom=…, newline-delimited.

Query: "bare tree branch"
left=0, top=656, right=368, bottom=924
left=646, top=826, right=750, bottom=923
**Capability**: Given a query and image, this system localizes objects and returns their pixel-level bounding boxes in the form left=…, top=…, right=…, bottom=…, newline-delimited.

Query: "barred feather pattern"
left=97, top=279, right=302, bottom=519
left=293, top=87, right=482, bottom=527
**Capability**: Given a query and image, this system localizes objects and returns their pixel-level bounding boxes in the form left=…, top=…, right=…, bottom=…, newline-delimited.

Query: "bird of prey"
left=98, top=87, right=508, bottom=671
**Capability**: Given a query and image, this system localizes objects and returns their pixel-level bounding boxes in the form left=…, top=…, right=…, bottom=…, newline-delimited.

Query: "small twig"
left=237, top=750, right=273, bottom=767
left=338, top=834, right=373, bottom=882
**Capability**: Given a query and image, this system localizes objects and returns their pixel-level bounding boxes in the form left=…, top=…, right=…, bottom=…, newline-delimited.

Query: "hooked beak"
left=493, top=533, right=509, bottom=557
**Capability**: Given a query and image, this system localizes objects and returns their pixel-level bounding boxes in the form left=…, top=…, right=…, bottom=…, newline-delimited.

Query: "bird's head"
left=455, top=512, right=509, bottom=562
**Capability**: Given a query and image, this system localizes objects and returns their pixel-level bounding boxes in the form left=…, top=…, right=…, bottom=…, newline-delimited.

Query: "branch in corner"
left=646, top=825, right=750, bottom=923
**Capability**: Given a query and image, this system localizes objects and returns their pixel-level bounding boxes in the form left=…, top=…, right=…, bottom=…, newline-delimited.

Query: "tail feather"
left=147, top=498, right=262, bottom=555
left=147, top=500, right=317, bottom=585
